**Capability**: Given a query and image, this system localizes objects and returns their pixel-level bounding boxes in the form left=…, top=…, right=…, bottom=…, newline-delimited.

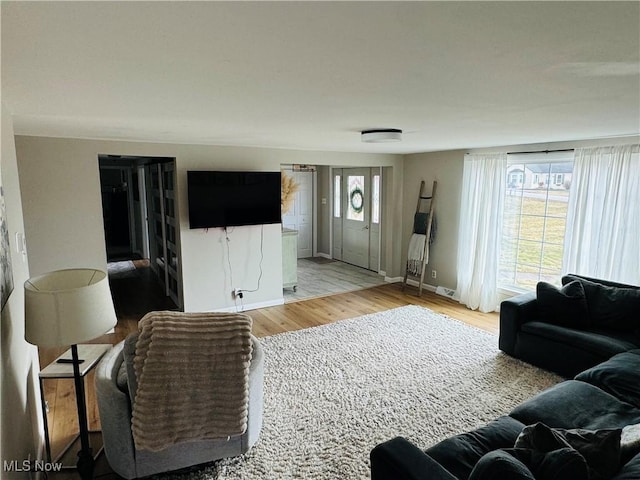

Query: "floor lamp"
left=25, top=268, right=117, bottom=480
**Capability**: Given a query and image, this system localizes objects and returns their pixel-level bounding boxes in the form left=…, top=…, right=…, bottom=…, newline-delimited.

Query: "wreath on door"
left=350, top=187, right=364, bottom=214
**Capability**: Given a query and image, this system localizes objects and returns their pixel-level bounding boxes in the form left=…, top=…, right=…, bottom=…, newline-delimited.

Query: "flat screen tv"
left=187, top=171, right=281, bottom=229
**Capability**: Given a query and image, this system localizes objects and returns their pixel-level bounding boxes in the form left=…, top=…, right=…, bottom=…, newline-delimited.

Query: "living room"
left=2, top=2, right=639, bottom=479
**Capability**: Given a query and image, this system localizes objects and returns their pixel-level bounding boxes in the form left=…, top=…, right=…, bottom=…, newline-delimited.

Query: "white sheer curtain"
left=456, top=153, right=507, bottom=312
left=563, top=144, right=640, bottom=284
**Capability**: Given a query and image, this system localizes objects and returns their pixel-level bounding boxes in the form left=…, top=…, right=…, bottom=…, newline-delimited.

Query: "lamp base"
left=77, top=448, right=94, bottom=480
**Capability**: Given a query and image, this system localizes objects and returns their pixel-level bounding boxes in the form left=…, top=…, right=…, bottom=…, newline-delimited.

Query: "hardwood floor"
left=38, top=266, right=498, bottom=479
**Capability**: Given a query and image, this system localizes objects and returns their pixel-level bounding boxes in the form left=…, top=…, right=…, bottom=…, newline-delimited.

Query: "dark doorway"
left=100, top=167, right=132, bottom=260
left=99, top=154, right=183, bottom=311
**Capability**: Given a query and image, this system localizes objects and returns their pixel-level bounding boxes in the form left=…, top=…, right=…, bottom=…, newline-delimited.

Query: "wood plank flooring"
left=38, top=265, right=498, bottom=479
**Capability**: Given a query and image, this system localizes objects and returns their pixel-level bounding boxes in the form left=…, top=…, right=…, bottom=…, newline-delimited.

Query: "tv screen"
left=187, top=171, right=282, bottom=229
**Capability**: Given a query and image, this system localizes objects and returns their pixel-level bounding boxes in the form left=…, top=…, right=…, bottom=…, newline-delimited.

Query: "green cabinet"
left=282, top=229, right=298, bottom=291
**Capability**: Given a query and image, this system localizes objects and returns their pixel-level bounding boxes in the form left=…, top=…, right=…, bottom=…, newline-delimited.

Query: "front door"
left=342, top=168, right=371, bottom=269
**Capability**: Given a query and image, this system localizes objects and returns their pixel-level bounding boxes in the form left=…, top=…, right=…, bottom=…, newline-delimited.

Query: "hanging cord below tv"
left=224, top=225, right=265, bottom=310
left=239, top=224, right=265, bottom=294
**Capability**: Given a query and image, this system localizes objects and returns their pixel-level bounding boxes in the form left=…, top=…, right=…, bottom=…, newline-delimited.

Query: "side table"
left=39, top=343, right=112, bottom=468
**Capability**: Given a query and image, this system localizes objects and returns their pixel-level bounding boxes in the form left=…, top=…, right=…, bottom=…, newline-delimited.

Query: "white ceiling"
left=2, top=1, right=639, bottom=154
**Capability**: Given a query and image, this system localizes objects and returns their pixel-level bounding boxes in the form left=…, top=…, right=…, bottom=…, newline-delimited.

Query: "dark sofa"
left=371, top=275, right=640, bottom=479
left=499, top=274, right=640, bottom=378
left=370, top=350, right=640, bottom=479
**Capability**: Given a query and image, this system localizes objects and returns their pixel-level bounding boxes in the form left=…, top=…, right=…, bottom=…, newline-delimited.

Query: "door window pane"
left=347, top=175, right=365, bottom=221
left=372, top=174, right=380, bottom=224
left=334, top=175, right=341, bottom=218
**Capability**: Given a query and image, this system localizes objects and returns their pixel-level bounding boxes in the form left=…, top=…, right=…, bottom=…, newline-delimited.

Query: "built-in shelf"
left=148, top=161, right=182, bottom=308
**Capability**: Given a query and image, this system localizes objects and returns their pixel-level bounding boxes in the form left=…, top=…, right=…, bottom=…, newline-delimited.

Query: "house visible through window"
left=501, top=152, right=574, bottom=290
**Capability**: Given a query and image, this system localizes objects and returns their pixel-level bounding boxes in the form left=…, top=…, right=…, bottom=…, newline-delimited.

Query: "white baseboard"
left=315, top=252, right=332, bottom=260
left=384, top=276, right=404, bottom=283
left=213, top=297, right=285, bottom=313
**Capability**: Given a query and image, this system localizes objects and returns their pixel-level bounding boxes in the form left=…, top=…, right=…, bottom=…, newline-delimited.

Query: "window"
left=499, top=153, right=574, bottom=290
left=334, top=175, right=341, bottom=218
left=372, top=174, right=380, bottom=224
left=346, top=175, right=365, bottom=221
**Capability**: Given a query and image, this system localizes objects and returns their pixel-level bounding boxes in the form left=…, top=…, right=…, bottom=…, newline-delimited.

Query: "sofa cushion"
left=510, top=380, right=640, bottom=430
left=469, top=449, right=536, bottom=480
left=520, top=322, right=640, bottom=359
left=562, top=275, right=640, bottom=332
left=512, top=447, right=588, bottom=480
left=536, top=281, right=589, bottom=329
left=562, top=274, right=638, bottom=290
left=575, top=351, right=640, bottom=408
left=425, top=415, right=525, bottom=480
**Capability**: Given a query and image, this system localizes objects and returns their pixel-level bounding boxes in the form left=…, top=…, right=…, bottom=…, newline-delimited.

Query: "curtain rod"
left=507, top=148, right=574, bottom=155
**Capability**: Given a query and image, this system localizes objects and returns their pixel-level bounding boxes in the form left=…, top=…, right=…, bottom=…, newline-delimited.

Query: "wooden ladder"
left=402, top=180, right=437, bottom=296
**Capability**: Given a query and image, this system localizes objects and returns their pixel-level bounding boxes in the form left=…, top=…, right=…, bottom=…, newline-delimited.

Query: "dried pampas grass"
left=281, top=172, right=299, bottom=215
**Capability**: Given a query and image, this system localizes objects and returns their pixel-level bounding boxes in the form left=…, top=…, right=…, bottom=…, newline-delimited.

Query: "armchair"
left=95, top=311, right=264, bottom=478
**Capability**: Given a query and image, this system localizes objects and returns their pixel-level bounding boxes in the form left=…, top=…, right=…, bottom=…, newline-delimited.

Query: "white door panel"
left=281, top=170, right=314, bottom=258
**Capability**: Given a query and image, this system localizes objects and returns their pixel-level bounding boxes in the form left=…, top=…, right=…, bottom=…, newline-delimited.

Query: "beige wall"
left=402, top=150, right=465, bottom=290
left=1, top=104, right=42, bottom=477
left=15, top=136, right=403, bottom=311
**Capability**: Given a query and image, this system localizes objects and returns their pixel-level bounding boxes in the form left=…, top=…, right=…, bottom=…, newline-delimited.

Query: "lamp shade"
left=25, top=268, right=117, bottom=347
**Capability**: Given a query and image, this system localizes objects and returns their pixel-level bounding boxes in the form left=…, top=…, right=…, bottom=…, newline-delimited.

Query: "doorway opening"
left=281, top=165, right=387, bottom=303
left=98, top=155, right=182, bottom=313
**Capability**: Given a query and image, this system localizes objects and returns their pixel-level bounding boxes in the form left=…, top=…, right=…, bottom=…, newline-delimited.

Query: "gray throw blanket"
left=131, top=311, right=253, bottom=452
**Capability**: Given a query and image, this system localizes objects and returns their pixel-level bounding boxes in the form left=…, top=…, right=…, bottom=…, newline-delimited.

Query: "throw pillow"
left=515, top=422, right=622, bottom=480
left=562, top=275, right=640, bottom=331
left=575, top=351, right=640, bottom=409
left=536, top=281, right=589, bottom=329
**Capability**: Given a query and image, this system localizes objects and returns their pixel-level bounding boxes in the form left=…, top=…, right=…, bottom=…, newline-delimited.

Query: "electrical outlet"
left=233, top=288, right=243, bottom=299
left=431, top=270, right=437, bottom=279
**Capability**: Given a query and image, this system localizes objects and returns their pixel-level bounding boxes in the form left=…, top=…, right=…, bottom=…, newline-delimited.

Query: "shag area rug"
left=158, top=305, right=562, bottom=480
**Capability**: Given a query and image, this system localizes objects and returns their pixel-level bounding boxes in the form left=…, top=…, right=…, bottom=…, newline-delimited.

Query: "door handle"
left=362, top=225, right=369, bottom=230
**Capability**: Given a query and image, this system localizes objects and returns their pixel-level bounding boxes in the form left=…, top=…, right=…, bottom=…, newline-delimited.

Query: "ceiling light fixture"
left=361, top=129, right=403, bottom=143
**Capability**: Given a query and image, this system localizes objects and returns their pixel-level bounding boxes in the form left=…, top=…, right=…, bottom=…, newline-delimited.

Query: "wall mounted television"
left=187, top=171, right=281, bottom=229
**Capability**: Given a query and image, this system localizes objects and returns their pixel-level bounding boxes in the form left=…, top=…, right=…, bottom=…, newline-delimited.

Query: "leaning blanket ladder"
left=402, top=180, right=437, bottom=296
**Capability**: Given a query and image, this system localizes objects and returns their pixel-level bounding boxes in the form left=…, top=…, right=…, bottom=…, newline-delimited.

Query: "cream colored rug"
left=157, top=305, right=561, bottom=479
